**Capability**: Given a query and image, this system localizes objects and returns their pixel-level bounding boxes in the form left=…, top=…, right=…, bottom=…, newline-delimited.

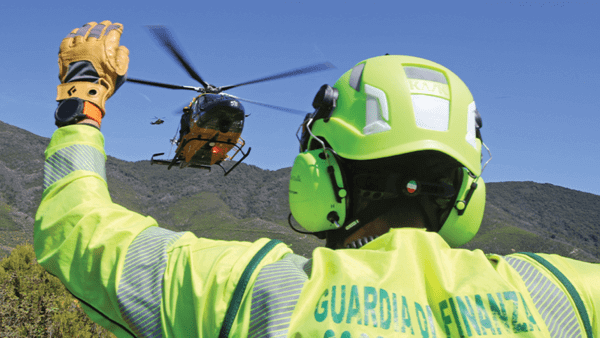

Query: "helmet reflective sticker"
left=466, top=101, right=477, bottom=148
left=404, top=66, right=448, bottom=84
left=405, top=66, right=450, bottom=100
left=349, top=63, right=365, bottom=91
left=363, top=84, right=391, bottom=135
left=411, top=95, right=450, bottom=131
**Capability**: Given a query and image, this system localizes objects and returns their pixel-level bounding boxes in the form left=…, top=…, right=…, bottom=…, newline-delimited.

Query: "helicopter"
left=127, top=26, right=335, bottom=176
left=151, top=116, right=165, bottom=125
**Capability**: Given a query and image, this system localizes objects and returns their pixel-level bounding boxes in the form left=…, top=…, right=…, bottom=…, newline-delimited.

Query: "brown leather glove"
left=57, top=21, right=129, bottom=114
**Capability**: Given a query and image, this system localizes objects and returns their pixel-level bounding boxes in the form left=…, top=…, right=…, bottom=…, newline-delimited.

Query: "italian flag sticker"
left=406, top=180, right=418, bottom=194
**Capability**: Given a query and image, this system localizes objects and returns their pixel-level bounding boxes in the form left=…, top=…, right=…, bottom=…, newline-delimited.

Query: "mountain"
left=1, top=120, right=598, bottom=262
left=463, top=182, right=600, bottom=262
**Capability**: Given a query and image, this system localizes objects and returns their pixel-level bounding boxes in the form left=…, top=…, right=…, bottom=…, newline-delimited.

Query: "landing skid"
left=149, top=144, right=251, bottom=176
left=150, top=153, right=212, bottom=171
left=219, top=146, right=251, bottom=176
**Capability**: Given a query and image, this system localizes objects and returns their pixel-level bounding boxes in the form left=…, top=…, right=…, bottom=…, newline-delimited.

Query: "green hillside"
left=462, top=182, right=600, bottom=262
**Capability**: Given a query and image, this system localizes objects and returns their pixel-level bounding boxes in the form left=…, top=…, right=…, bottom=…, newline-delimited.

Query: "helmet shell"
left=310, top=55, right=482, bottom=177
left=302, top=55, right=486, bottom=246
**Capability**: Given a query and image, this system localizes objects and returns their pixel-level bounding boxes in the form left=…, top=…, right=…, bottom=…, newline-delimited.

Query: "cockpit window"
left=195, top=96, right=206, bottom=111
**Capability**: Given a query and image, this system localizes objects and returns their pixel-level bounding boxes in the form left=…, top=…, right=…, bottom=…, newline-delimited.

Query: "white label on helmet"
left=411, top=95, right=449, bottom=131
left=363, top=84, right=391, bottom=135
left=466, top=101, right=477, bottom=148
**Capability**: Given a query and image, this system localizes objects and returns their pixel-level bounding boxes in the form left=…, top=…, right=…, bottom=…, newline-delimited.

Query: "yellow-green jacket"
left=35, top=125, right=600, bottom=337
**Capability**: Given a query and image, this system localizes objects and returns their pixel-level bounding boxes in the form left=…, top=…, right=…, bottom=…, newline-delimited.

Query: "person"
left=34, top=21, right=599, bottom=338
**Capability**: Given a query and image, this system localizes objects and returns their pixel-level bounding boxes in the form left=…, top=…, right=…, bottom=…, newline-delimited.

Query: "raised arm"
left=34, top=21, right=292, bottom=337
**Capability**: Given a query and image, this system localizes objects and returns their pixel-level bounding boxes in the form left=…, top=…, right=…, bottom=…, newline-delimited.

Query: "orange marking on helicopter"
left=178, top=125, right=242, bottom=166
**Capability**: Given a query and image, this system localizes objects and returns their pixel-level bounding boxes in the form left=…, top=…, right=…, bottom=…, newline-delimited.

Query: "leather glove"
left=57, top=21, right=129, bottom=114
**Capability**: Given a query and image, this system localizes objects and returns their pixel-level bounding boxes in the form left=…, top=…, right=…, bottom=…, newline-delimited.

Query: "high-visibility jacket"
left=35, top=125, right=600, bottom=338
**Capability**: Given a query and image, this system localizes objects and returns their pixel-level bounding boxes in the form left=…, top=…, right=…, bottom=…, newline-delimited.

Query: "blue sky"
left=1, top=0, right=599, bottom=196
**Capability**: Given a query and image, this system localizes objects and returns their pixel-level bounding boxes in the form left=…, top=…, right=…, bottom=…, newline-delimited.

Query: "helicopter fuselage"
left=176, top=93, right=246, bottom=167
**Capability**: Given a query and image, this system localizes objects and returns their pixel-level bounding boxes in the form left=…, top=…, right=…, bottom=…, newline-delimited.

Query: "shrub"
left=0, top=243, right=115, bottom=337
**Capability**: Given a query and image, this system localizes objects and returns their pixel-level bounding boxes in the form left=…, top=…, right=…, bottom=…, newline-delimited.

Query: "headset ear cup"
left=289, top=149, right=348, bottom=232
left=437, top=168, right=486, bottom=247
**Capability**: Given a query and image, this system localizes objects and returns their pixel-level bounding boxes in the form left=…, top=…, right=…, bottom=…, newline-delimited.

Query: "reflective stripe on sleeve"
left=504, top=256, right=583, bottom=338
left=117, top=227, right=184, bottom=338
left=249, top=255, right=309, bottom=338
left=43, top=144, right=106, bottom=190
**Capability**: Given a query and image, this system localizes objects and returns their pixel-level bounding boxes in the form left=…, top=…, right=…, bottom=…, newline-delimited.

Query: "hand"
left=57, top=21, right=129, bottom=114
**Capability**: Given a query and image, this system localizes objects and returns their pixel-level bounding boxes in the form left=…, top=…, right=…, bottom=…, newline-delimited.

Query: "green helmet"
left=289, top=55, right=486, bottom=247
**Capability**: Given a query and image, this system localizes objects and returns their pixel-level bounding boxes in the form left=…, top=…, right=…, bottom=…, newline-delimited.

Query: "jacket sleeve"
left=538, top=254, right=600, bottom=336
left=34, top=125, right=145, bottom=336
left=34, top=125, right=293, bottom=337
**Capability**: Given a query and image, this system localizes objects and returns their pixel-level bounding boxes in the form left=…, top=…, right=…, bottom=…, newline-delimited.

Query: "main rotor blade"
left=218, top=62, right=336, bottom=91
left=146, top=25, right=209, bottom=88
left=128, top=77, right=202, bottom=92
left=223, top=94, right=311, bottom=116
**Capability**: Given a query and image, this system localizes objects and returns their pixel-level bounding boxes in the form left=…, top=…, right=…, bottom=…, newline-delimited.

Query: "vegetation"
left=0, top=243, right=115, bottom=337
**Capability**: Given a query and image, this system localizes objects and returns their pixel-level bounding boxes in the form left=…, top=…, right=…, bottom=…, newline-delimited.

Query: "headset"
left=289, top=84, right=346, bottom=235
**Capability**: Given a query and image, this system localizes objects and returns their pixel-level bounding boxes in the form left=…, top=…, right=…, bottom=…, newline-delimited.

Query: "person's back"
left=230, top=228, right=599, bottom=337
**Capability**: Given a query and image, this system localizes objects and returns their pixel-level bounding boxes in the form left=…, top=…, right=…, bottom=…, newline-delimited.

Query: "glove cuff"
left=81, top=101, right=103, bottom=127
left=56, top=80, right=112, bottom=114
